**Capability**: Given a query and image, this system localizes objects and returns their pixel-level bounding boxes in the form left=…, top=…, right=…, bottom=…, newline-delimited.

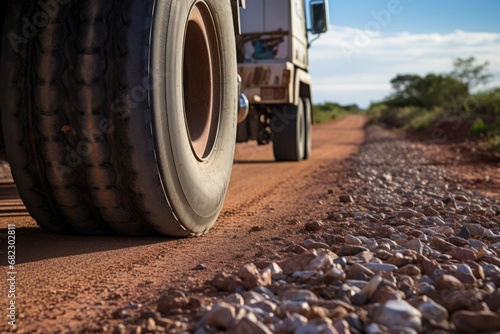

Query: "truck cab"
left=236, top=0, right=328, bottom=161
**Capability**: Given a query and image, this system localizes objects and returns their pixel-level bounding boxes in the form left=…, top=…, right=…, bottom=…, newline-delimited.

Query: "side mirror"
left=310, top=0, right=329, bottom=34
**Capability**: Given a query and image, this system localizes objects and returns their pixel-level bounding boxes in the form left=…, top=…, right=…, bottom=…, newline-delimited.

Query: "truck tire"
left=303, top=98, right=313, bottom=160
left=0, top=0, right=237, bottom=236
left=272, top=101, right=305, bottom=162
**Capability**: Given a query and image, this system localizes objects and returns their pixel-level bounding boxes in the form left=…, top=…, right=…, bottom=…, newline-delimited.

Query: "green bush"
left=403, top=107, right=444, bottom=131
left=367, top=57, right=500, bottom=153
left=312, top=102, right=362, bottom=124
left=465, top=88, right=500, bottom=117
left=471, top=118, right=485, bottom=135
left=488, top=134, right=500, bottom=153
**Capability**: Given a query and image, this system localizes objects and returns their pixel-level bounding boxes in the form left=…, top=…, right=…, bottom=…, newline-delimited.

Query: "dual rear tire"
left=272, top=98, right=312, bottom=162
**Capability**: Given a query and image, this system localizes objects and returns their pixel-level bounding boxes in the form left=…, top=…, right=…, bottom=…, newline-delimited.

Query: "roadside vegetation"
left=313, top=102, right=362, bottom=124
left=368, top=57, right=500, bottom=154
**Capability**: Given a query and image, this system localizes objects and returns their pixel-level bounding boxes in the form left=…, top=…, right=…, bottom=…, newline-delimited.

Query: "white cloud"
left=309, top=26, right=500, bottom=108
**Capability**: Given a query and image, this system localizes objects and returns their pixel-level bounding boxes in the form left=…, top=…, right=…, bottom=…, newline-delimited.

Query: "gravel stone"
left=196, top=126, right=500, bottom=334
left=204, top=303, right=236, bottom=330
left=403, top=238, right=424, bottom=254
left=448, top=247, right=477, bottom=261
left=281, top=289, right=318, bottom=303
left=238, top=263, right=271, bottom=290
left=306, top=253, right=335, bottom=271
left=349, top=263, right=374, bottom=277
left=418, top=299, right=449, bottom=322
left=145, top=318, right=156, bottom=332
left=278, top=300, right=311, bottom=317
left=373, top=300, right=422, bottom=331
left=345, top=234, right=363, bottom=245
left=430, top=236, right=456, bottom=252
left=324, top=266, right=346, bottom=283
left=305, top=221, right=324, bottom=232
left=113, top=324, right=126, bottom=334
left=228, top=315, right=273, bottom=334
left=452, top=310, right=500, bottom=333
left=396, top=264, right=421, bottom=276
left=364, top=263, right=398, bottom=272
left=157, top=290, right=189, bottom=314
left=223, top=293, right=244, bottom=306
left=338, top=245, right=369, bottom=256
left=360, top=275, right=383, bottom=299
left=456, top=226, right=471, bottom=239
left=279, top=251, right=317, bottom=274
left=461, top=223, right=486, bottom=237
left=339, top=195, right=354, bottom=203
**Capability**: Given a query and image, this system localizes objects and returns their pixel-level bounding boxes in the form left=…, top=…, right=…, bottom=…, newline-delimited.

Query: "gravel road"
left=189, top=126, right=500, bottom=334
left=0, top=116, right=365, bottom=333
left=1, top=118, right=499, bottom=333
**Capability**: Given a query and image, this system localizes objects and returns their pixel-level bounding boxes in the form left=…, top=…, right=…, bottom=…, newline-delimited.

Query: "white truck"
left=236, top=0, right=328, bottom=161
left=0, top=0, right=328, bottom=236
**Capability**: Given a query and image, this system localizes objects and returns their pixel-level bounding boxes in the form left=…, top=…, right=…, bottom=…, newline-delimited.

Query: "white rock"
left=281, top=289, right=318, bottom=303
left=278, top=300, right=311, bottom=316
left=333, top=319, right=351, bottom=334
left=265, top=262, right=283, bottom=276
left=462, top=223, right=485, bottom=236
left=205, top=303, right=236, bottom=330
left=292, top=271, right=319, bottom=281
left=364, top=263, right=398, bottom=272
left=243, top=291, right=266, bottom=304
left=238, top=263, right=270, bottom=289
left=349, top=263, right=374, bottom=277
left=223, top=293, right=244, bottom=306
left=404, top=238, right=424, bottom=254
left=419, top=299, right=448, bottom=322
left=306, top=253, right=334, bottom=271
left=253, top=286, right=275, bottom=299
left=484, top=229, right=500, bottom=239
left=274, top=314, right=308, bottom=333
left=294, top=324, right=321, bottom=334
left=456, top=264, right=474, bottom=277
left=360, top=275, right=383, bottom=299
left=430, top=217, right=446, bottom=226
left=227, top=315, right=273, bottom=334
left=389, top=327, right=418, bottom=334
left=249, top=300, right=277, bottom=313
left=345, top=234, right=363, bottom=245
left=365, top=323, right=383, bottom=334
left=469, top=239, right=488, bottom=250
left=326, top=266, right=346, bottom=282
left=374, top=300, right=422, bottom=331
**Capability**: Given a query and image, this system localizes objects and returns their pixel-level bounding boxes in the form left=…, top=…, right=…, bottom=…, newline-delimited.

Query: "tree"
left=388, top=74, right=424, bottom=107
left=386, top=73, right=467, bottom=109
left=451, top=56, right=493, bottom=91
left=420, top=74, right=468, bottom=109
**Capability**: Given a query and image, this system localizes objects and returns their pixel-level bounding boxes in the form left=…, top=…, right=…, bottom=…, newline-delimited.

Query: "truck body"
left=236, top=0, right=328, bottom=161
left=0, top=0, right=327, bottom=236
left=239, top=0, right=310, bottom=105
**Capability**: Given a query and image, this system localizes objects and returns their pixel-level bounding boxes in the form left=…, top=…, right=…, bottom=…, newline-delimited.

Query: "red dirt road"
left=0, top=115, right=366, bottom=333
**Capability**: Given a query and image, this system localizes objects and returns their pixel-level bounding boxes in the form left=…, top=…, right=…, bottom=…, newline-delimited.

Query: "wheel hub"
left=183, top=2, right=221, bottom=160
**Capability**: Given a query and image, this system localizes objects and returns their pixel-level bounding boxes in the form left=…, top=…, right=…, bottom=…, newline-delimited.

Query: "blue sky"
left=309, top=0, right=500, bottom=108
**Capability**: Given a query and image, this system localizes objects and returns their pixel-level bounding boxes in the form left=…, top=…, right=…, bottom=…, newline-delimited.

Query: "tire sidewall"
left=151, top=0, right=237, bottom=233
left=303, top=97, right=312, bottom=159
left=296, top=100, right=305, bottom=160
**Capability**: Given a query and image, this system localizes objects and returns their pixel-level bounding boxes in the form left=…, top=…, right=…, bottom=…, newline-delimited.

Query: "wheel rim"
left=183, top=1, right=222, bottom=160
